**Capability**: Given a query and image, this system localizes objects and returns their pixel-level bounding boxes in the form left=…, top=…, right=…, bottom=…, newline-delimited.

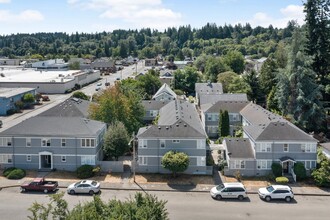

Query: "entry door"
left=283, top=162, right=288, bottom=173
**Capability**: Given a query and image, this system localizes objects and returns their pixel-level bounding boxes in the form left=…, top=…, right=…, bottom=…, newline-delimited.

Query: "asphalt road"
left=0, top=187, right=329, bottom=220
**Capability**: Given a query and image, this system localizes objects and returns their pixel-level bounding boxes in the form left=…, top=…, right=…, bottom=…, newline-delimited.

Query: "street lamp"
left=129, top=132, right=138, bottom=182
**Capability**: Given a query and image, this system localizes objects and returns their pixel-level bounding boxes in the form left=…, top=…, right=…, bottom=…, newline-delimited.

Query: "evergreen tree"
left=276, top=28, right=324, bottom=131
left=243, top=69, right=262, bottom=103
left=218, top=110, right=230, bottom=137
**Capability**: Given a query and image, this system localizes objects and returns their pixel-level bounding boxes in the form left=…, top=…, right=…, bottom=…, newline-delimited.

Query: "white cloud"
left=67, top=0, right=80, bottom=4
left=0, top=10, right=44, bottom=23
left=243, top=4, right=305, bottom=28
left=0, top=0, right=11, bottom=3
left=69, top=0, right=182, bottom=30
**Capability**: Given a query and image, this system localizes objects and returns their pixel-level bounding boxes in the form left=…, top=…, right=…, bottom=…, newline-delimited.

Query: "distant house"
left=32, top=59, right=68, bottom=71
left=320, top=143, right=330, bottom=159
left=152, top=83, right=176, bottom=101
left=91, top=58, right=116, bottom=73
left=141, top=100, right=169, bottom=123
left=145, top=59, right=157, bottom=67
left=0, top=87, right=36, bottom=115
left=173, top=61, right=193, bottom=69
left=68, top=58, right=92, bottom=70
left=223, top=103, right=318, bottom=179
left=195, top=82, right=224, bottom=105
left=159, top=71, right=174, bottom=86
left=0, top=58, right=21, bottom=66
left=0, top=98, right=107, bottom=171
left=137, top=100, right=211, bottom=175
left=201, top=101, right=249, bottom=138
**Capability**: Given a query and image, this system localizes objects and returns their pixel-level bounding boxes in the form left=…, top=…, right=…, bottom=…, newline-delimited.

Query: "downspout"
left=12, top=136, right=15, bottom=168
left=76, top=137, right=78, bottom=170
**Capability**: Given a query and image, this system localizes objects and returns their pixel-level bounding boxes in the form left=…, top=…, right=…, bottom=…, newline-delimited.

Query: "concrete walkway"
left=1, top=176, right=330, bottom=196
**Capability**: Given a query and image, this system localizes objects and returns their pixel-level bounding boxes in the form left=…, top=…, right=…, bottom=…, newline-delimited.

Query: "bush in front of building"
left=76, top=165, right=94, bottom=179
left=271, top=163, right=282, bottom=177
left=3, top=167, right=26, bottom=179
left=294, top=162, right=307, bottom=181
left=275, top=176, right=289, bottom=184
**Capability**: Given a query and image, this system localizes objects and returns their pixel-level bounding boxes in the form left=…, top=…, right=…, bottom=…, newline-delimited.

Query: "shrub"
left=271, top=163, right=282, bottom=177
left=234, top=170, right=242, bottom=182
left=294, top=162, right=307, bottom=181
left=275, top=176, right=289, bottom=184
left=266, top=173, right=275, bottom=182
left=76, top=165, right=94, bottom=179
left=3, top=167, right=17, bottom=177
left=6, top=168, right=26, bottom=179
left=92, top=166, right=101, bottom=176
left=218, top=159, right=227, bottom=171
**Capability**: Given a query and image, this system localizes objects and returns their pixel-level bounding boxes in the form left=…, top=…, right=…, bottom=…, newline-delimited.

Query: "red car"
left=20, top=178, right=58, bottom=193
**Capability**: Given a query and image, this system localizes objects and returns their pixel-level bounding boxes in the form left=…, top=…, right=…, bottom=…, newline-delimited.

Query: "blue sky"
left=0, top=0, right=306, bottom=35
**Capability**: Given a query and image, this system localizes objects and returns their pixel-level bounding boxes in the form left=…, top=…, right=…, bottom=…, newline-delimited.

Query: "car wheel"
left=216, top=195, right=222, bottom=200
left=70, top=190, right=75, bottom=195
left=89, top=190, right=94, bottom=195
left=44, top=189, right=48, bottom=194
left=265, top=196, right=271, bottom=202
left=20, top=187, right=26, bottom=192
left=285, top=196, right=292, bottom=202
left=238, top=195, right=244, bottom=201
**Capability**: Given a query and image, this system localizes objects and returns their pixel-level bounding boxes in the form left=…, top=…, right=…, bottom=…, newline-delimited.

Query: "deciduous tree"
left=161, top=151, right=189, bottom=177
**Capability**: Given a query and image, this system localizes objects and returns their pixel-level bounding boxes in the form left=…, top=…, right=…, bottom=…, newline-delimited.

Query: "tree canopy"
left=161, top=151, right=189, bottom=177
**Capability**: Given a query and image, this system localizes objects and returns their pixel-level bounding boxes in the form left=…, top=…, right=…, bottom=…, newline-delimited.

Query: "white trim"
left=61, top=155, right=67, bottom=163
left=38, top=151, right=53, bottom=169
left=26, top=155, right=32, bottom=162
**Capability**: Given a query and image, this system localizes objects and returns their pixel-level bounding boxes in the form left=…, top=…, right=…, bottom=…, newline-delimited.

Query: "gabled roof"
left=152, top=83, right=176, bottom=100
left=199, top=93, right=248, bottom=105
left=0, top=116, right=105, bottom=137
left=201, top=100, right=249, bottom=113
left=141, top=100, right=170, bottom=111
left=38, top=98, right=90, bottom=118
left=244, top=122, right=317, bottom=142
left=195, top=83, right=223, bottom=95
left=224, top=138, right=255, bottom=159
left=138, top=100, right=206, bottom=138
left=240, top=103, right=283, bottom=125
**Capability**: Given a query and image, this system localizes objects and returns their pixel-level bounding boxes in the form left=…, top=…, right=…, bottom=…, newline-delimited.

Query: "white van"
left=210, top=182, right=247, bottom=200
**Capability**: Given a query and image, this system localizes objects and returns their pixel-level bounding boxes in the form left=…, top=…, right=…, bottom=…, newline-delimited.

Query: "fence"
left=98, top=161, right=124, bottom=173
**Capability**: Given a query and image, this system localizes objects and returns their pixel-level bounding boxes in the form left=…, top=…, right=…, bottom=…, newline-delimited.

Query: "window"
left=42, top=138, right=50, bottom=147
left=257, top=160, right=272, bottom=170
left=0, top=138, right=12, bottom=147
left=81, top=156, right=95, bottom=165
left=283, top=144, right=289, bottom=152
left=160, top=140, right=165, bottom=148
left=26, top=155, right=31, bottom=162
left=139, top=156, right=147, bottom=165
left=207, top=126, right=218, bottom=134
left=301, top=143, right=316, bottom=152
left=197, top=140, right=205, bottom=149
left=256, top=143, right=271, bottom=152
left=26, top=138, right=31, bottom=147
left=139, top=140, right=147, bottom=148
left=0, top=154, right=13, bottom=163
left=61, top=156, right=66, bottom=163
left=61, top=139, right=66, bottom=147
left=197, top=156, right=206, bottom=166
left=81, top=138, right=96, bottom=147
left=301, top=160, right=316, bottom=170
left=230, top=160, right=245, bottom=169
left=172, top=140, right=180, bottom=143
left=150, top=110, right=158, bottom=117
left=206, top=113, right=219, bottom=121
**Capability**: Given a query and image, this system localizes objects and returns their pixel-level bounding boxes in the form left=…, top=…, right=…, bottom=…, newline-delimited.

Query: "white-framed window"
left=139, top=140, right=147, bottom=148
left=283, top=144, right=289, bottom=152
left=172, top=140, right=180, bottom=143
left=81, top=138, right=96, bottom=147
left=257, top=160, right=272, bottom=170
left=0, top=138, right=12, bottom=147
left=206, top=113, right=219, bottom=121
left=301, top=143, right=316, bottom=152
left=206, top=126, right=218, bottom=134
left=197, top=156, right=206, bottom=166
left=230, top=113, right=240, bottom=122
left=139, top=156, right=147, bottom=165
left=61, top=156, right=67, bottom=163
left=26, top=138, right=31, bottom=147
left=26, top=155, right=31, bottom=162
left=0, top=154, right=13, bottom=163
left=81, top=155, right=95, bottom=165
left=299, top=160, right=316, bottom=170
left=42, top=138, right=51, bottom=147
left=61, top=139, right=66, bottom=147
left=230, top=160, right=245, bottom=169
left=256, top=143, right=271, bottom=152
left=160, top=140, right=165, bottom=148
left=150, top=110, right=158, bottom=117
left=197, top=140, right=205, bottom=149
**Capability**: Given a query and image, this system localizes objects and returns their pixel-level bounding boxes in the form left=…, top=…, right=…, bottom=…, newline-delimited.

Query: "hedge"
left=275, top=176, right=289, bottom=184
left=6, top=168, right=26, bottom=179
left=76, top=164, right=94, bottom=179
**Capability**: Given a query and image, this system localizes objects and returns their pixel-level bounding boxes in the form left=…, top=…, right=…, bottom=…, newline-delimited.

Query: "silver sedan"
left=67, top=180, right=100, bottom=195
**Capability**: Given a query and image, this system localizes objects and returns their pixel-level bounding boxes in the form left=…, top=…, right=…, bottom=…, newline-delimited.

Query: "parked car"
left=210, top=182, right=247, bottom=200
left=258, top=185, right=294, bottom=202
left=116, top=77, right=120, bottom=80
left=41, top=95, right=50, bottom=101
left=105, top=82, right=110, bottom=86
left=67, top=180, right=100, bottom=195
left=0, top=120, right=2, bottom=128
left=97, top=82, right=102, bottom=86
left=95, top=86, right=101, bottom=91
left=20, top=178, right=58, bottom=193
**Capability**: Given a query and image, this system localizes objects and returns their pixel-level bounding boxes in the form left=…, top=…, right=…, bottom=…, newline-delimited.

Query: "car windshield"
left=91, top=181, right=98, bottom=186
left=216, top=184, right=224, bottom=191
left=266, top=186, right=275, bottom=192
left=74, top=181, right=82, bottom=187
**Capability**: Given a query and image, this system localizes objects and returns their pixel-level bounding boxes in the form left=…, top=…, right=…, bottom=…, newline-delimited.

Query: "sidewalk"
left=1, top=176, right=330, bottom=196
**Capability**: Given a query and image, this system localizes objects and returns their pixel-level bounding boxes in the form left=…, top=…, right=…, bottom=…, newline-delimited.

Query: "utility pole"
left=132, top=132, right=136, bottom=182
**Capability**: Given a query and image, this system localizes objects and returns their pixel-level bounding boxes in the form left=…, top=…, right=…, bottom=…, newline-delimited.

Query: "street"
left=0, top=187, right=329, bottom=220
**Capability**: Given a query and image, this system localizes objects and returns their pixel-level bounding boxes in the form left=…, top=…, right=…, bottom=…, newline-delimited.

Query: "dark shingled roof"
left=39, top=98, right=90, bottom=118
left=240, top=103, right=283, bottom=125
left=141, top=100, right=170, bottom=111
left=0, top=116, right=105, bottom=137
left=224, top=138, right=255, bottom=159
left=195, top=83, right=223, bottom=95
left=202, top=100, right=250, bottom=113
